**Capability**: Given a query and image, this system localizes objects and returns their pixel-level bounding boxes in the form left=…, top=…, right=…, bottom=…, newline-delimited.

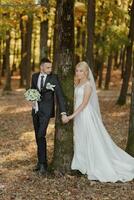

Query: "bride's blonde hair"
left=74, top=61, right=90, bottom=85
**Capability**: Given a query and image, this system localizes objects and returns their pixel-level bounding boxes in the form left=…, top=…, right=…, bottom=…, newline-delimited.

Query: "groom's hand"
left=31, top=101, right=36, bottom=108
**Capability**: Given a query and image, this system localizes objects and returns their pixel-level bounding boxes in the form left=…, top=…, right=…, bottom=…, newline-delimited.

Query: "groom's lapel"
left=35, top=72, right=40, bottom=91
left=43, top=73, right=52, bottom=90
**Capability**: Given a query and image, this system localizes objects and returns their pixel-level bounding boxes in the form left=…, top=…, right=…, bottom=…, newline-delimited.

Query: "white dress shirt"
left=37, top=72, right=47, bottom=91
left=32, top=72, right=47, bottom=113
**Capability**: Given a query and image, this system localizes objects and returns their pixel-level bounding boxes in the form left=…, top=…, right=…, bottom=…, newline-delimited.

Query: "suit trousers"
left=32, top=111, right=50, bottom=168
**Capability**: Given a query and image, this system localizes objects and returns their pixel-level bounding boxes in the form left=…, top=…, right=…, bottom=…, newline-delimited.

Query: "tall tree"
left=19, top=14, right=33, bottom=89
left=11, top=31, right=17, bottom=76
left=105, top=54, right=113, bottom=90
left=126, top=0, right=134, bottom=156
left=19, top=15, right=27, bottom=87
left=126, top=57, right=134, bottom=156
left=117, top=1, right=134, bottom=105
left=3, top=30, right=11, bottom=91
left=52, top=0, right=74, bottom=172
left=40, top=0, right=49, bottom=59
left=86, top=0, right=96, bottom=71
left=25, top=15, right=33, bottom=89
left=32, top=31, right=37, bottom=71
left=120, top=47, right=126, bottom=79
left=0, top=40, right=2, bottom=85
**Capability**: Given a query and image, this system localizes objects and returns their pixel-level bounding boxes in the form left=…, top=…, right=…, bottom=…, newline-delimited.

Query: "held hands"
left=61, top=114, right=74, bottom=124
left=61, top=114, right=69, bottom=124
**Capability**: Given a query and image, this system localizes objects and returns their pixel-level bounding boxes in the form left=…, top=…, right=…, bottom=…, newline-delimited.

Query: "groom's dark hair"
left=40, top=57, right=51, bottom=65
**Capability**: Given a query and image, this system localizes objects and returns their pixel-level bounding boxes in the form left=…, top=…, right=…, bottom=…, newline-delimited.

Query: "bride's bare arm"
left=68, top=83, right=92, bottom=120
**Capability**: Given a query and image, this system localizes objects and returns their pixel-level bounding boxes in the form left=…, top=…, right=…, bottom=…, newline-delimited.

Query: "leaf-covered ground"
left=0, top=70, right=134, bottom=200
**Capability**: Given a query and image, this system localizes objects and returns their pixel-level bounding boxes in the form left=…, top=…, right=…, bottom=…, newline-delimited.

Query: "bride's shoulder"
left=85, top=81, right=90, bottom=86
left=85, top=81, right=91, bottom=87
left=84, top=81, right=92, bottom=91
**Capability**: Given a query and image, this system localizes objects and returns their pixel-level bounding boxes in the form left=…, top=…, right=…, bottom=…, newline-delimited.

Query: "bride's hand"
left=67, top=115, right=74, bottom=121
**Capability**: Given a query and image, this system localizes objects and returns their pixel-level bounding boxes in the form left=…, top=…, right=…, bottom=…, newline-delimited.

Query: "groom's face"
left=40, top=62, right=52, bottom=74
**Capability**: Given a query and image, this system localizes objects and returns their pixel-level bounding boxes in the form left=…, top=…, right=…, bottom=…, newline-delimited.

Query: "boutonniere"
left=46, top=82, right=56, bottom=91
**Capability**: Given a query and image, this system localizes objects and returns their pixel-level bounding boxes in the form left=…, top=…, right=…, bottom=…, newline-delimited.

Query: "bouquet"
left=24, top=89, right=41, bottom=101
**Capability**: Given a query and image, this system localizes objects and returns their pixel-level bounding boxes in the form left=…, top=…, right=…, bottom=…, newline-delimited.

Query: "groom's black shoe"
left=39, top=164, right=47, bottom=175
left=33, top=162, right=40, bottom=171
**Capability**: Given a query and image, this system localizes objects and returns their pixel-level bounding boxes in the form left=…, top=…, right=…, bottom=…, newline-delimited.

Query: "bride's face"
left=75, top=66, right=87, bottom=80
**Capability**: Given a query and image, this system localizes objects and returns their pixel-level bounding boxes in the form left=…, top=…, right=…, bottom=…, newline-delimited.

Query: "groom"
left=31, top=57, right=68, bottom=175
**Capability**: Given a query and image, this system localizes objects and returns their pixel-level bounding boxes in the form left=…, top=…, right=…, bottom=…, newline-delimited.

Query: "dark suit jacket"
left=31, top=72, right=66, bottom=118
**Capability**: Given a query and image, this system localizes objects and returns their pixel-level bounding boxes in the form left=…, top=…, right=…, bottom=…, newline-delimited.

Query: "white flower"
left=24, top=89, right=41, bottom=101
left=46, top=82, right=56, bottom=91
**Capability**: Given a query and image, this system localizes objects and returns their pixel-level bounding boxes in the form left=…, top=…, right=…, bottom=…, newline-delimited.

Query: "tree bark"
left=121, top=47, right=126, bottom=79
left=19, top=16, right=27, bottom=87
left=3, top=30, right=11, bottom=91
left=0, top=40, right=2, bottom=85
left=11, top=31, right=17, bottom=76
left=25, top=15, right=33, bottom=89
left=32, top=33, right=36, bottom=71
left=82, top=26, right=86, bottom=60
left=19, top=15, right=33, bottom=89
left=53, top=4, right=59, bottom=71
left=98, top=62, right=104, bottom=89
left=113, top=51, right=119, bottom=69
left=76, top=26, right=81, bottom=48
left=86, top=0, right=96, bottom=71
left=40, top=0, right=49, bottom=60
left=95, top=52, right=104, bottom=88
left=105, top=54, right=113, bottom=90
left=2, top=40, right=6, bottom=77
left=52, top=0, right=74, bottom=172
left=126, top=55, right=134, bottom=156
left=117, top=1, right=134, bottom=105
left=40, top=20, right=48, bottom=59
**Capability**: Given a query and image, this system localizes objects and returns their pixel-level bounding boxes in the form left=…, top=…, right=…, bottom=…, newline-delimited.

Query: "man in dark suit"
left=31, top=57, right=68, bottom=175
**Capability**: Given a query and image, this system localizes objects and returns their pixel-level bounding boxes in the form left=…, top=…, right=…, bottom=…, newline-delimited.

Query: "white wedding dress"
left=71, top=81, right=134, bottom=183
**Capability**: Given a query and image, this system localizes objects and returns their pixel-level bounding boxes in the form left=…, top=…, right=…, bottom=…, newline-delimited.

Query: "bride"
left=66, top=61, right=134, bottom=183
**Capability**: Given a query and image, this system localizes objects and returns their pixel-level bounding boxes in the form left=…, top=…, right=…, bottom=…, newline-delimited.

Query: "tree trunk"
left=19, top=16, right=27, bottom=87
left=25, top=15, right=33, bottom=89
left=40, top=0, right=49, bottom=60
left=52, top=0, right=74, bottom=172
left=126, top=57, right=134, bottom=156
left=95, top=51, right=104, bottom=88
left=3, top=30, right=11, bottom=91
left=32, top=33, right=36, bottom=71
left=82, top=29, right=86, bottom=60
left=2, top=41, right=6, bottom=77
left=53, top=4, right=59, bottom=71
left=117, top=1, right=134, bottom=105
left=117, top=47, right=132, bottom=105
left=105, top=54, right=113, bottom=90
left=117, top=46, right=124, bottom=69
left=11, top=31, right=17, bottom=76
left=98, top=62, right=104, bottom=89
left=113, top=51, right=119, bottom=69
left=19, top=15, right=33, bottom=89
left=76, top=26, right=81, bottom=48
left=86, top=0, right=96, bottom=70
left=121, top=47, right=126, bottom=79
left=40, top=20, right=48, bottom=59
left=0, top=40, right=2, bottom=85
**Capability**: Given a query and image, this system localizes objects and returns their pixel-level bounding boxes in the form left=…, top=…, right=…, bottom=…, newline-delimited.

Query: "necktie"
left=40, top=75, right=44, bottom=91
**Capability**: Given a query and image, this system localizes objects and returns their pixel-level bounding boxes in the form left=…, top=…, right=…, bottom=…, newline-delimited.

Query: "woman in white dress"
left=67, top=61, right=134, bottom=183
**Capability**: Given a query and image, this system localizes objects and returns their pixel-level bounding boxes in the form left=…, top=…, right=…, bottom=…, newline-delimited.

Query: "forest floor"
left=0, top=70, right=134, bottom=200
